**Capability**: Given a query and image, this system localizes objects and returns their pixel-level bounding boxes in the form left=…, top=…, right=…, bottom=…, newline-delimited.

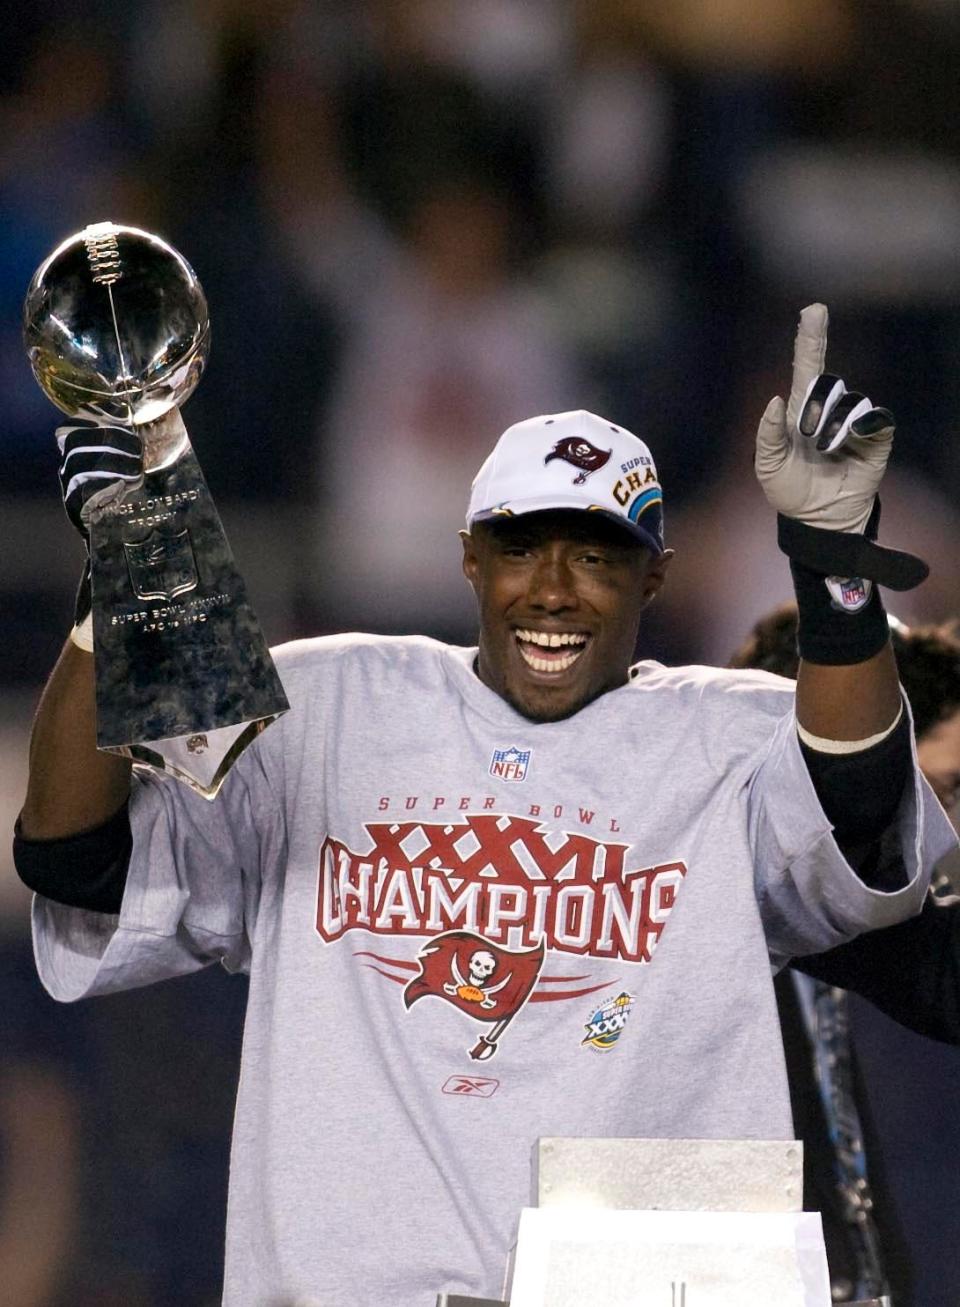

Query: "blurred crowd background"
left=2, top=1, right=960, bottom=1303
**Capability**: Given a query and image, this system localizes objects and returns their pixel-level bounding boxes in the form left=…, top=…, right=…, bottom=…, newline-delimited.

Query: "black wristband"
left=790, top=556, right=890, bottom=665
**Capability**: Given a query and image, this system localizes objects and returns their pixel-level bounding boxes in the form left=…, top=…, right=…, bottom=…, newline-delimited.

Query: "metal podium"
left=434, top=1137, right=892, bottom=1307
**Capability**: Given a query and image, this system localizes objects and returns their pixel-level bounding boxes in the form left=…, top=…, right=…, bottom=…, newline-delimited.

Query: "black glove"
left=57, top=421, right=143, bottom=634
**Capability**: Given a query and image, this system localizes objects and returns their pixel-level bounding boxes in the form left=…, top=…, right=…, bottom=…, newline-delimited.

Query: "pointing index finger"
left=787, top=303, right=829, bottom=431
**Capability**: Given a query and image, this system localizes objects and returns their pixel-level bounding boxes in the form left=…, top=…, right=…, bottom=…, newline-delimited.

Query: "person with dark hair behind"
left=731, top=605, right=960, bottom=1304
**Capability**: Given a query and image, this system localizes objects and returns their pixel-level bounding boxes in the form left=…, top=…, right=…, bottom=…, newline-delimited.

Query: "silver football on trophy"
left=23, top=221, right=210, bottom=427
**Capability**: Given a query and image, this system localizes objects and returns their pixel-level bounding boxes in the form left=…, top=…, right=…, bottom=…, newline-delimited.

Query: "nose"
left=527, top=548, right=578, bottom=611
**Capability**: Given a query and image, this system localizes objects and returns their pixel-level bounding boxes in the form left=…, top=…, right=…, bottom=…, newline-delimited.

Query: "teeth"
left=519, top=646, right=583, bottom=673
left=515, top=630, right=589, bottom=674
left=515, top=629, right=588, bottom=648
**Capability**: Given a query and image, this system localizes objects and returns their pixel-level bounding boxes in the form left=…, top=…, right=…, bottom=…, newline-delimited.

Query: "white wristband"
left=70, top=611, right=94, bottom=652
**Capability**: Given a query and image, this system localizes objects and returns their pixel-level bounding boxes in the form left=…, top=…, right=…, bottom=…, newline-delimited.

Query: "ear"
left=639, top=548, right=674, bottom=607
left=460, top=529, right=480, bottom=590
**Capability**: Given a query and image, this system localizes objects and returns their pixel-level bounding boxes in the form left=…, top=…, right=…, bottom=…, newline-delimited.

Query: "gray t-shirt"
left=32, top=635, right=953, bottom=1307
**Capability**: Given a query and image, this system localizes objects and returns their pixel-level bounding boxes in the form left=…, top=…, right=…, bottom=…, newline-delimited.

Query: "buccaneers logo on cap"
left=544, top=437, right=612, bottom=485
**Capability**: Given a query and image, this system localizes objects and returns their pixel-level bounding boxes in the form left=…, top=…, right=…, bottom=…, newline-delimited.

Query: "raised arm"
left=754, top=306, right=938, bottom=891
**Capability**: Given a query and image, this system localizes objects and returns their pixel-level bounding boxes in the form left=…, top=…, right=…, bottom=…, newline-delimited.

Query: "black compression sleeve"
left=800, top=706, right=912, bottom=891
left=13, top=802, right=131, bottom=914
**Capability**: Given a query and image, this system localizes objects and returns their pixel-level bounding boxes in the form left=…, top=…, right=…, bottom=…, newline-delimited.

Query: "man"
left=14, top=306, right=955, bottom=1306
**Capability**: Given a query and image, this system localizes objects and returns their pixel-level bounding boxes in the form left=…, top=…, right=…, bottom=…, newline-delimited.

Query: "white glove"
left=755, top=303, right=895, bottom=535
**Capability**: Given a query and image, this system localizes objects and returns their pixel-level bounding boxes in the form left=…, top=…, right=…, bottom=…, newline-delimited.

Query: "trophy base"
left=108, top=717, right=280, bottom=799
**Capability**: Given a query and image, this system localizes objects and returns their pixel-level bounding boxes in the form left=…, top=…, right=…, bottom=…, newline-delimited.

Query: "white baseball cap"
left=466, top=409, right=665, bottom=557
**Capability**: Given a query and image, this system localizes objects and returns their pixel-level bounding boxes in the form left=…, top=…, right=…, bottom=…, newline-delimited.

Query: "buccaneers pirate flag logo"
left=543, top=436, right=611, bottom=485
left=404, top=931, right=546, bottom=1061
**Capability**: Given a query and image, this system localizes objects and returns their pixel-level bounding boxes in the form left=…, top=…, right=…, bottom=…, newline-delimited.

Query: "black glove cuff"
left=790, top=557, right=890, bottom=664
left=777, top=501, right=928, bottom=591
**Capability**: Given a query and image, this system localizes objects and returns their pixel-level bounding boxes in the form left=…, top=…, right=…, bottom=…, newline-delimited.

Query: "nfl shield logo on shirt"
left=489, top=746, right=531, bottom=782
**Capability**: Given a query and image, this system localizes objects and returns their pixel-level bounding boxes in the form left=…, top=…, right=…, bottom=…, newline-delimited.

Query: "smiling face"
left=461, top=510, right=672, bottom=722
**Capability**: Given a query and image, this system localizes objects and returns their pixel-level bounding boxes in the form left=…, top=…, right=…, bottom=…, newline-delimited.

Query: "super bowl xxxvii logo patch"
left=490, top=746, right=531, bottom=782
left=581, top=991, right=635, bottom=1051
